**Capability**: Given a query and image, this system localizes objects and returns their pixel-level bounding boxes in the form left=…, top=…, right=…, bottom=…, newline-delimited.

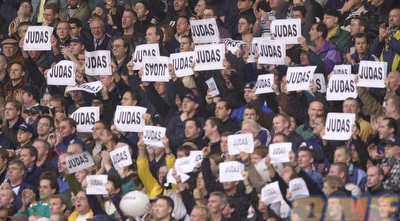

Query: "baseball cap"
left=18, top=123, right=34, bottom=134
left=23, top=106, right=41, bottom=115
left=70, top=36, right=84, bottom=44
left=1, top=38, right=18, bottom=45
left=244, top=82, right=256, bottom=89
left=184, top=93, right=200, bottom=104
left=381, top=136, right=400, bottom=146
left=18, top=85, right=40, bottom=102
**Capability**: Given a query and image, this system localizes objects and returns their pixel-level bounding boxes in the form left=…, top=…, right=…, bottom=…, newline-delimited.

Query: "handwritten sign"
left=85, top=50, right=112, bottom=76
left=269, top=142, right=292, bottom=164
left=190, top=18, right=220, bottom=44
left=133, top=44, right=160, bottom=70
left=227, top=134, right=254, bottom=155
left=71, top=107, right=99, bottom=133
left=66, top=151, right=94, bottom=174
left=205, top=77, right=220, bottom=97
left=257, top=39, right=286, bottom=65
left=357, top=61, right=387, bottom=88
left=313, top=73, right=326, bottom=93
left=270, top=19, right=301, bottom=44
left=333, top=65, right=351, bottom=75
left=255, top=74, right=274, bottom=94
left=170, top=52, right=195, bottom=77
left=142, top=56, right=170, bottom=82
left=219, top=161, right=244, bottom=182
left=261, top=181, right=283, bottom=205
left=286, top=66, right=316, bottom=91
left=86, top=175, right=108, bottom=195
left=47, top=60, right=77, bottom=86
left=23, top=26, right=53, bottom=51
left=194, top=44, right=225, bottom=71
left=114, top=106, right=146, bottom=132
left=65, top=81, right=103, bottom=94
left=289, top=178, right=310, bottom=200
left=143, top=126, right=166, bottom=147
left=109, top=145, right=132, bottom=169
left=323, top=113, right=355, bottom=140
left=326, top=74, right=357, bottom=101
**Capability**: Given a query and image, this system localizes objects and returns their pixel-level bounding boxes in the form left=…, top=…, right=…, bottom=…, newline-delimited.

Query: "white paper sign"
left=227, top=134, right=254, bottom=155
left=261, top=181, right=283, bottom=205
left=86, top=175, right=108, bottom=195
left=357, top=61, right=387, bottom=88
left=65, top=81, right=103, bottom=94
left=323, top=113, right=356, bottom=140
left=333, top=65, right=351, bottom=75
left=114, top=106, right=146, bottom=132
left=194, top=44, right=225, bottom=71
left=143, top=126, right=166, bottom=147
left=165, top=168, right=190, bottom=185
left=247, top=39, right=258, bottom=63
left=255, top=159, right=284, bottom=182
left=289, top=178, right=310, bottom=200
left=23, top=26, right=53, bottom=51
left=174, top=156, right=195, bottom=174
left=313, top=73, right=326, bottom=93
left=219, top=161, right=245, bottom=182
left=84, top=50, right=112, bottom=76
left=71, top=107, right=99, bottom=133
left=268, top=142, right=292, bottom=164
left=205, top=77, right=220, bottom=97
left=66, top=151, right=94, bottom=174
left=286, top=66, right=316, bottom=91
left=170, top=52, right=195, bottom=77
left=222, top=38, right=243, bottom=55
left=133, top=44, right=160, bottom=70
left=109, top=145, right=133, bottom=169
left=257, top=39, right=286, bottom=65
left=255, top=74, right=274, bottom=94
left=270, top=19, right=302, bottom=44
left=142, top=56, right=170, bottom=82
left=326, top=74, right=357, bottom=101
left=47, top=60, right=77, bottom=86
left=190, top=150, right=203, bottom=164
left=190, top=18, right=220, bottom=44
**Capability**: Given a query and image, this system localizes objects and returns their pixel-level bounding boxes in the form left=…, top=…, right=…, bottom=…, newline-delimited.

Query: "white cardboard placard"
left=323, top=113, right=356, bottom=140
left=174, top=156, right=195, bottom=174
left=227, top=133, right=254, bottom=155
left=205, top=77, right=220, bottom=97
left=143, top=126, right=166, bottom=147
left=261, top=181, right=283, bottom=205
left=142, top=56, right=170, bottom=82
left=194, top=44, right=225, bottom=71
left=133, top=44, right=160, bottom=70
left=71, top=107, right=99, bottom=133
left=84, top=50, right=112, bottom=76
left=255, top=74, right=274, bottom=94
left=47, top=60, right=77, bottom=86
left=286, top=66, right=316, bottom=91
left=114, top=106, right=146, bottom=132
left=332, top=64, right=351, bottom=75
left=257, top=39, right=286, bottom=65
left=170, top=52, right=195, bottom=77
left=219, top=161, right=245, bottom=182
left=357, top=61, right=387, bottom=88
left=326, top=74, right=357, bottom=101
left=222, top=38, right=243, bottom=55
left=268, top=142, right=292, bottom=164
left=190, top=18, right=220, bottom=44
left=66, top=151, right=94, bottom=174
left=270, top=19, right=301, bottom=44
left=109, top=145, right=132, bottom=169
left=289, top=178, right=310, bottom=200
left=23, top=26, right=53, bottom=51
left=65, top=81, right=103, bottom=94
left=86, top=175, right=108, bottom=195
left=313, top=73, right=326, bottom=93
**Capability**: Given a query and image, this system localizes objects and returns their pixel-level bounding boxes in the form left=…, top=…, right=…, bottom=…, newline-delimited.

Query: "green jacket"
left=18, top=200, right=51, bottom=218
left=329, top=26, right=351, bottom=54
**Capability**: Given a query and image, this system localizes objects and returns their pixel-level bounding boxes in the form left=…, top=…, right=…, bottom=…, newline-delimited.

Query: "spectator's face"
left=272, top=134, right=285, bottom=143
left=75, top=191, right=90, bottom=214
left=349, top=19, right=363, bottom=36
left=328, top=165, right=341, bottom=177
left=39, top=179, right=55, bottom=201
left=58, top=154, right=67, bottom=173
left=7, top=164, right=24, bottom=181
left=388, top=9, right=400, bottom=29
left=43, top=9, right=58, bottom=26
left=122, top=11, right=135, bottom=29
left=75, top=169, right=88, bottom=183
left=17, top=130, right=32, bottom=145
left=378, top=119, right=391, bottom=140
left=238, top=18, right=252, bottom=34
left=68, top=0, right=79, bottom=8
left=90, top=20, right=105, bottom=40
left=99, top=75, right=114, bottom=88
left=207, top=195, right=223, bottom=214
left=182, top=97, right=198, bottom=113
left=2, top=44, right=18, bottom=59
left=203, top=9, right=215, bottom=19
left=19, top=148, right=35, bottom=167
left=145, top=27, right=159, bottom=44
left=334, top=148, right=350, bottom=164
left=185, top=120, right=200, bottom=139
left=92, top=122, right=106, bottom=140
left=312, top=117, right=324, bottom=136
left=281, top=165, right=293, bottom=183
left=367, top=167, right=382, bottom=188
left=4, top=103, right=20, bottom=121
left=0, top=189, right=14, bottom=207
left=18, top=2, right=32, bottom=17
left=9, top=63, right=25, bottom=81
left=273, top=115, right=287, bottom=134
left=237, top=0, right=253, bottom=12
left=342, top=99, right=359, bottom=114
left=58, top=120, right=74, bottom=138
left=190, top=207, right=206, bottom=221
left=173, top=0, right=187, bottom=11
left=194, top=0, right=206, bottom=18
left=241, top=122, right=257, bottom=139
left=49, top=100, right=64, bottom=114
left=220, top=135, right=228, bottom=153
left=269, top=0, right=283, bottom=10
left=308, top=102, right=324, bottom=121
left=378, top=198, right=398, bottom=218
left=243, top=108, right=257, bottom=121
left=323, top=14, right=337, bottom=29
left=112, top=39, right=128, bottom=58
left=292, top=10, right=305, bottom=23
left=50, top=198, right=64, bottom=215
left=121, top=92, right=135, bottom=106
left=153, top=198, right=171, bottom=219
left=384, top=145, right=398, bottom=159
left=157, top=166, right=168, bottom=184
left=250, top=153, right=262, bottom=164
left=386, top=72, right=400, bottom=92
left=289, top=117, right=297, bottom=131
left=134, top=3, right=148, bottom=18
left=196, top=172, right=205, bottom=189
left=69, top=23, right=80, bottom=37
left=179, top=37, right=192, bottom=52
left=308, top=24, right=320, bottom=42
left=243, top=88, right=254, bottom=103
left=154, top=82, right=166, bottom=97
left=56, top=22, right=70, bottom=40
left=33, top=141, right=49, bottom=162
left=176, top=17, right=190, bottom=36
left=71, top=90, right=84, bottom=103
left=203, top=120, right=214, bottom=137
left=322, top=181, right=336, bottom=195
left=298, top=151, right=312, bottom=168
left=354, top=37, right=368, bottom=55
left=69, top=42, right=84, bottom=56
left=215, top=101, right=229, bottom=121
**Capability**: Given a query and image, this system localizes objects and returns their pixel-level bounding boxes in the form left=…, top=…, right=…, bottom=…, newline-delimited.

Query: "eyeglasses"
left=111, top=44, right=123, bottom=48
left=38, top=122, right=50, bottom=127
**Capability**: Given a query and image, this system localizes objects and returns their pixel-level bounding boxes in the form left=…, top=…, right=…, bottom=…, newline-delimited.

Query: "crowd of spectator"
left=0, top=0, right=399, bottom=220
